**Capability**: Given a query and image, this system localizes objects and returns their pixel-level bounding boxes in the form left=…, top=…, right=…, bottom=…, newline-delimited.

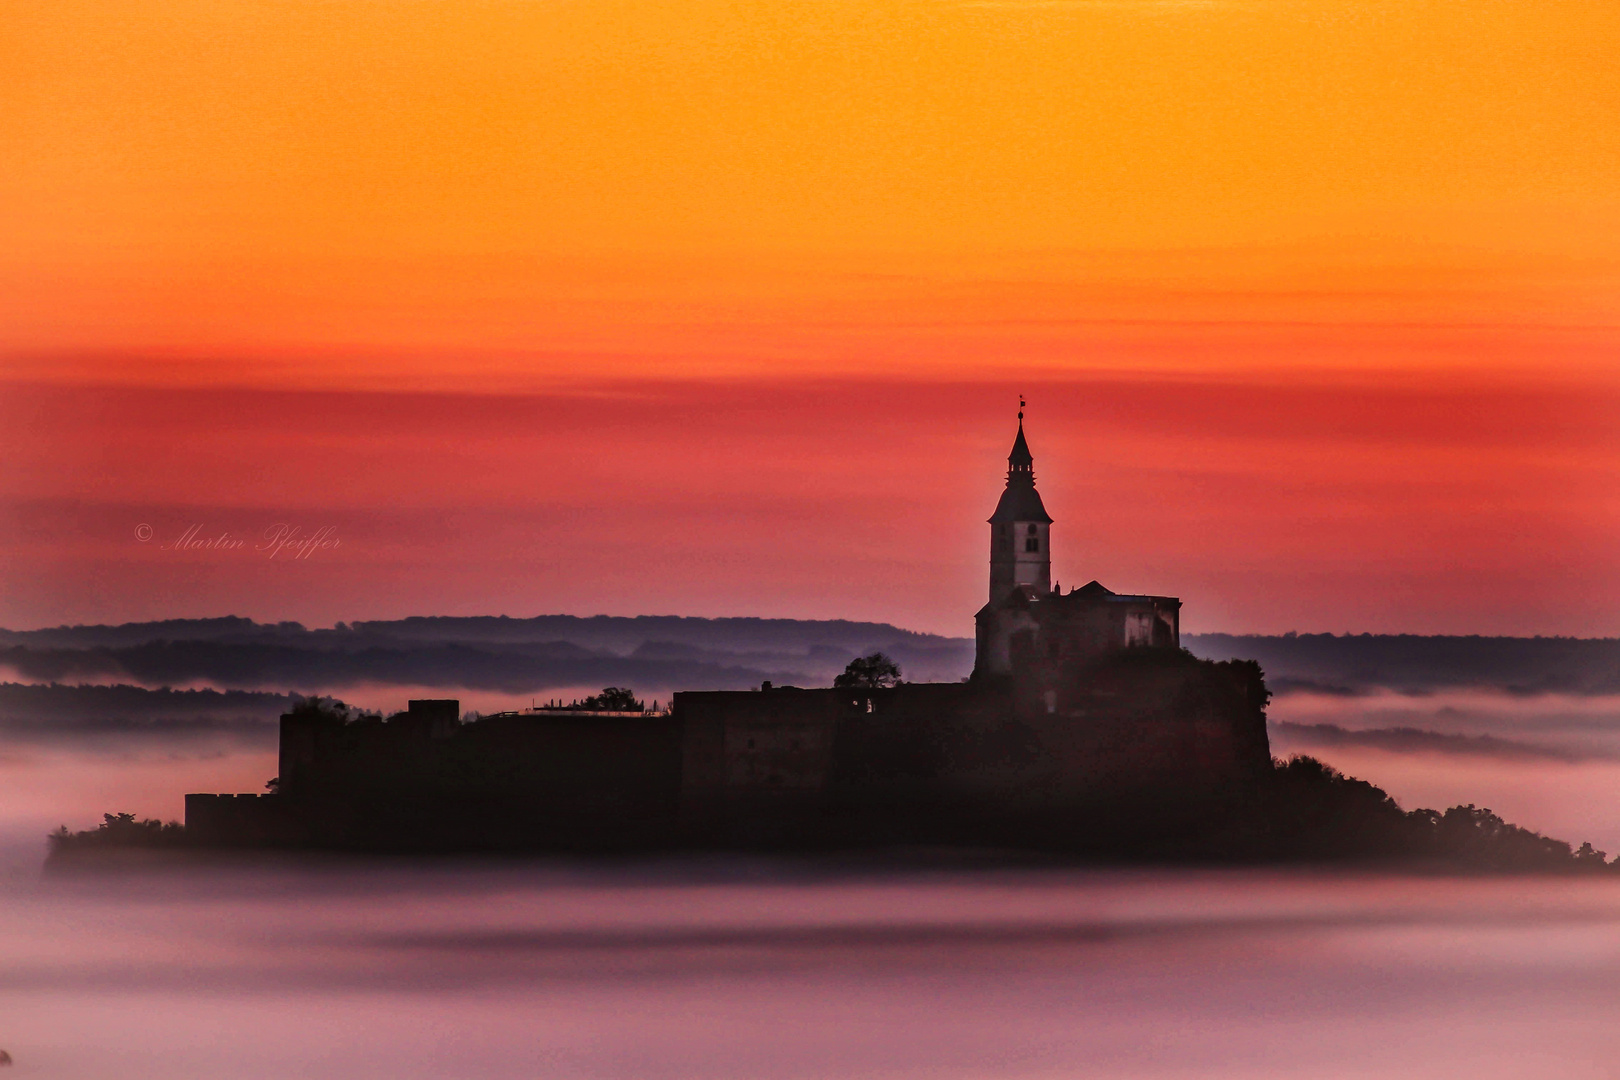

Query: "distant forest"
left=0, top=682, right=291, bottom=740
left=0, top=615, right=973, bottom=697
left=1189, top=633, right=1620, bottom=696
left=0, top=616, right=1615, bottom=700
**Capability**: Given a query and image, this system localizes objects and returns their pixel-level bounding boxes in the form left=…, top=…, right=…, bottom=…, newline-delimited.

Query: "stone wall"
left=676, top=652, right=1271, bottom=848
left=192, top=648, right=1270, bottom=853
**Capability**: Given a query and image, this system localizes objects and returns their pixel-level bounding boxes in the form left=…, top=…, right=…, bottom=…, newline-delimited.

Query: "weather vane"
left=1018, top=395, right=1025, bottom=421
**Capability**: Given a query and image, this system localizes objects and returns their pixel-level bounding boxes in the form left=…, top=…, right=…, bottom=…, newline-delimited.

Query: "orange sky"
left=2, top=0, right=1617, bottom=634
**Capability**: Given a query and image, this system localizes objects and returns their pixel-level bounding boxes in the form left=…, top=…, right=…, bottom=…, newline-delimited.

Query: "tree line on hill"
left=1, top=616, right=1614, bottom=697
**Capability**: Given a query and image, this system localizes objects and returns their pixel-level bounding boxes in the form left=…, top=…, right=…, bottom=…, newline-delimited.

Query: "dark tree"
left=834, top=652, right=902, bottom=689
left=286, top=695, right=375, bottom=724
left=47, top=812, right=185, bottom=855
left=580, top=687, right=644, bottom=711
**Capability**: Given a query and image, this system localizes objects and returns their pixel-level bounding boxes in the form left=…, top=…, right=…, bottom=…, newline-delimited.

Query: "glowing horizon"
left=3, top=0, right=1617, bottom=635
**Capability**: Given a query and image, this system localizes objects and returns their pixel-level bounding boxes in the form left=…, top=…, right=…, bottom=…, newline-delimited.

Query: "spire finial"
left=1006, top=402, right=1034, bottom=477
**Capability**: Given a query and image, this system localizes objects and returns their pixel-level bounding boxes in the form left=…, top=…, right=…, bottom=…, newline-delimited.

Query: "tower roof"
left=989, top=484, right=1052, bottom=523
left=988, top=416, right=1053, bottom=523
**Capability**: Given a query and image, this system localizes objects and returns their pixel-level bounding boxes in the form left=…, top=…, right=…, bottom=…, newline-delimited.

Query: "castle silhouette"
left=188, top=415, right=1271, bottom=852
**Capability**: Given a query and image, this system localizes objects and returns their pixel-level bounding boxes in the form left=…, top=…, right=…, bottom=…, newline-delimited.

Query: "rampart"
left=188, top=651, right=1270, bottom=853
left=679, top=649, right=1271, bottom=848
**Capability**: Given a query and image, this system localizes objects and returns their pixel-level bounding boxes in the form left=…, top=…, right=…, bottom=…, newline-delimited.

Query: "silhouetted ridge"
left=1187, top=633, right=1620, bottom=695
left=0, top=615, right=974, bottom=691
left=3, top=621, right=1614, bottom=697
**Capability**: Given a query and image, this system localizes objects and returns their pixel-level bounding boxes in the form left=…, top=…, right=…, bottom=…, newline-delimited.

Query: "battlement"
left=184, top=793, right=292, bottom=846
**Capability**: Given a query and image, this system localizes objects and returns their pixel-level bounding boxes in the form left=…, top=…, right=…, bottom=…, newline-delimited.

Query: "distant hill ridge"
left=0, top=614, right=975, bottom=694
left=0, top=682, right=292, bottom=741
left=0, top=614, right=962, bottom=650
left=0, top=617, right=1614, bottom=696
left=1190, top=632, right=1620, bottom=696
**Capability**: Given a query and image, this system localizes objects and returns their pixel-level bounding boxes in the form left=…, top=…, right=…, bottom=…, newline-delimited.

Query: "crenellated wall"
left=191, top=650, right=1267, bottom=852
left=195, top=700, right=683, bottom=851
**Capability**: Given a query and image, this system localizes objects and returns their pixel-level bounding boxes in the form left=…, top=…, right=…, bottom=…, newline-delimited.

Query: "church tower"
left=987, top=405, right=1052, bottom=601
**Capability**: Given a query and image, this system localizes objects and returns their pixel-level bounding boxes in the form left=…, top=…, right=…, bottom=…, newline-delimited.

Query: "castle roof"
left=1064, top=580, right=1181, bottom=607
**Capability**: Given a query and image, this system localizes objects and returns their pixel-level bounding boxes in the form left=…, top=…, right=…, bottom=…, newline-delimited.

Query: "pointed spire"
left=1008, top=423, right=1033, bottom=474
left=988, top=398, right=1052, bottom=524
left=1007, top=396, right=1034, bottom=480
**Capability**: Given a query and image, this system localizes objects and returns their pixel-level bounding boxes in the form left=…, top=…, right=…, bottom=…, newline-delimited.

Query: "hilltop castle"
left=188, top=414, right=1270, bottom=853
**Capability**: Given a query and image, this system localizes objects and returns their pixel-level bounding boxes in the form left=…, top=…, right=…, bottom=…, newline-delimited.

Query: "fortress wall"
left=184, top=793, right=295, bottom=846
left=196, top=650, right=1268, bottom=852
left=257, top=706, right=686, bottom=850
left=677, top=663, right=1268, bottom=846
left=676, top=688, right=844, bottom=835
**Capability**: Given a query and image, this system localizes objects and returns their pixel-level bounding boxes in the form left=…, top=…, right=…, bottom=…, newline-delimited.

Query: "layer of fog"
left=4, top=863, right=1620, bottom=1078
left=1269, top=690, right=1620, bottom=853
